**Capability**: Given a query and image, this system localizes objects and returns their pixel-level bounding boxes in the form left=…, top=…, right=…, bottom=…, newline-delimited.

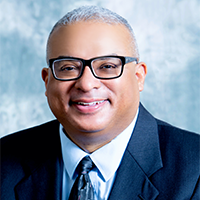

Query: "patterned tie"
left=68, top=156, right=95, bottom=200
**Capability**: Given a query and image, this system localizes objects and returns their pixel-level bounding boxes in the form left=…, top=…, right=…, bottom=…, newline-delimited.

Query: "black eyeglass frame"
left=49, top=55, right=138, bottom=81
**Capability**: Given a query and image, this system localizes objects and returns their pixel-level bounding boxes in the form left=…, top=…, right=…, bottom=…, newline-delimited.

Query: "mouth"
left=76, top=100, right=105, bottom=106
left=70, top=99, right=108, bottom=113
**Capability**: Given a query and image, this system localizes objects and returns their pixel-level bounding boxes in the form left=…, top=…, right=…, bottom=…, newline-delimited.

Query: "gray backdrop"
left=0, top=0, right=199, bottom=137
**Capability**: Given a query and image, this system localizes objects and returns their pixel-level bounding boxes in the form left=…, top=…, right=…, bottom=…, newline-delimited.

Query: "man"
left=1, top=6, right=199, bottom=200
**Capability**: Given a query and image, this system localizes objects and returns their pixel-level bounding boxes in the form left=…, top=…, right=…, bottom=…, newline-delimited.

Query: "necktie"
left=68, top=156, right=95, bottom=200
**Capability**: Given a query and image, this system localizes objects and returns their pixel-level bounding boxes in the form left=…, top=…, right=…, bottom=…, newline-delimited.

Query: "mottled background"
left=0, top=0, right=199, bottom=137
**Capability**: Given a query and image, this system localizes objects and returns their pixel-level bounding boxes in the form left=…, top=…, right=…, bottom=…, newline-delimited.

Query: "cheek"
left=104, top=74, right=137, bottom=104
left=114, top=73, right=140, bottom=107
left=46, top=80, right=72, bottom=108
left=47, top=82, right=60, bottom=100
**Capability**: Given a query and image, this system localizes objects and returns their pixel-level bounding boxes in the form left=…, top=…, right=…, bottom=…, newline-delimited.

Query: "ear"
left=135, top=62, right=147, bottom=92
left=41, top=68, right=49, bottom=96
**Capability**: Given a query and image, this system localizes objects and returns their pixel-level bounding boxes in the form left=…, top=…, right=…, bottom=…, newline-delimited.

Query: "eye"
left=99, top=63, right=118, bottom=69
left=60, top=65, right=77, bottom=71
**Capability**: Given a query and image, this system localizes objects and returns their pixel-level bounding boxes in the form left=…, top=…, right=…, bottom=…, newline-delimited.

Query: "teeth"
left=77, top=100, right=104, bottom=106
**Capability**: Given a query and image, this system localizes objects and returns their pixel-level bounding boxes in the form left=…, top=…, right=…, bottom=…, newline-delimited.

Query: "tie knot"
left=79, top=156, right=94, bottom=175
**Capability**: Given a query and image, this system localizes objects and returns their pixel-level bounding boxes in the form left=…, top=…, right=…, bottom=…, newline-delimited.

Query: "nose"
left=74, top=66, right=101, bottom=92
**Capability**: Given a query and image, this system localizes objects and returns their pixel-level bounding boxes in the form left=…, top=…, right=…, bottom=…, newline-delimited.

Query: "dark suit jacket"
left=1, top=104, right=200, bottom=200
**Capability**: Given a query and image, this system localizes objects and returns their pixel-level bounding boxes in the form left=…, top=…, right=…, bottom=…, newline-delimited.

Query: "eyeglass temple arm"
left=125, top=57, right=138, bottom=64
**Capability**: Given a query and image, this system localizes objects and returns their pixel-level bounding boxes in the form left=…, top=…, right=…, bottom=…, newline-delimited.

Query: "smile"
left=77, top=100, right=105, bottom=106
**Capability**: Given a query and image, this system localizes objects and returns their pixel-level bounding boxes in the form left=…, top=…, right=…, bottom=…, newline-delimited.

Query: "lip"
left=70, top=99, right=108, bottom=113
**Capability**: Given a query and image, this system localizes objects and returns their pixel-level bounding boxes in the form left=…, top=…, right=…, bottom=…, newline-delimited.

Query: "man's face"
left=42, top=21, right=146, bottom=150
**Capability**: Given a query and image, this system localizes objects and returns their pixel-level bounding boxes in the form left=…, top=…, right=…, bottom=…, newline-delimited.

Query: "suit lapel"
left=108, top=151, right=159, bottom=200
left=108, top=104, right=163, bottom=200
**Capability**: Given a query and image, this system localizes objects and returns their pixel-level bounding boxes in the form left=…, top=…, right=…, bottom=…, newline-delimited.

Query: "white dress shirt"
left=60, top=109, right=139, bottom=200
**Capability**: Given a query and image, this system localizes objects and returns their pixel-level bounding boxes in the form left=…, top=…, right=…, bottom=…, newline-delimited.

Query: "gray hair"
left=47, top=6, right=139, bottom=59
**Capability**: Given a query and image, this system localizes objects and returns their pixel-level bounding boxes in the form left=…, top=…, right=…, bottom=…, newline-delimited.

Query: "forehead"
left=47, top=21, right=133, bottom=59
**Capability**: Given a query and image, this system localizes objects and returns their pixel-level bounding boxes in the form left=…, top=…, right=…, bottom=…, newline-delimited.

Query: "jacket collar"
left=108, top=103, right=163, bottom=200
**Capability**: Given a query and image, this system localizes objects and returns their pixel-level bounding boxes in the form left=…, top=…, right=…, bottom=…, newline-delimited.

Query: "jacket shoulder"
left=156, top=118, right=199, bottom=151
left=1, top=119, right=60, bottom=163
left=1, top=120, right=60, bottom=148
left=156, top=118, right=199, bottom=165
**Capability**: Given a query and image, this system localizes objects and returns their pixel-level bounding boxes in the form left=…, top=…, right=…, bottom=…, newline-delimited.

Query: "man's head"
left=42, top=6, right=147, bottom=152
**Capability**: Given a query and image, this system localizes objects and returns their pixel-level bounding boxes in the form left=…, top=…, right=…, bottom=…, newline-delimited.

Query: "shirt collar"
left=60, top=109, right=139, bottom=182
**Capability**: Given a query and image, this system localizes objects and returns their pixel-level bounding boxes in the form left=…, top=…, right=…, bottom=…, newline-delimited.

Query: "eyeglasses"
left=49, top=55, right=138, bottom=81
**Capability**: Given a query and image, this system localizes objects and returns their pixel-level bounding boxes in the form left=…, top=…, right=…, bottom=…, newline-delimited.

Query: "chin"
left=77, top=124, right=105, bottom=133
